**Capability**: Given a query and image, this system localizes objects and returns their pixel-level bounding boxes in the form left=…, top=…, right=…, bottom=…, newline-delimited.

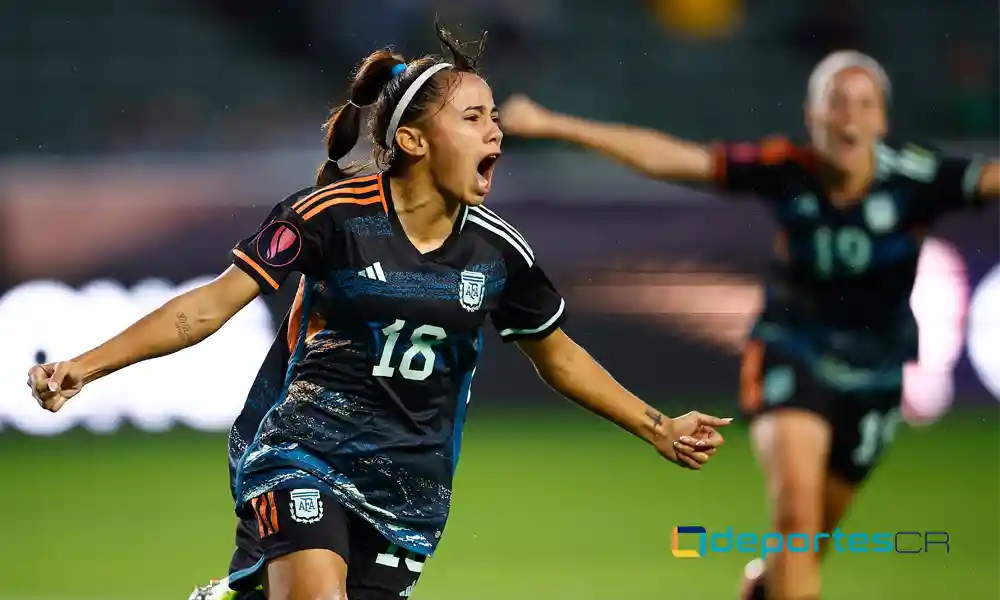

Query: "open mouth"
left=838, top=128, right=860, bottom=149
left=476, top=152, right=501, bottom=191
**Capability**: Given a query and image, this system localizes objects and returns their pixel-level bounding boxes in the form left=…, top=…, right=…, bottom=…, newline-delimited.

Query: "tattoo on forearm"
left=645, top=406, right=663, bottom=428
left=174, top=312, right=192, bottom=343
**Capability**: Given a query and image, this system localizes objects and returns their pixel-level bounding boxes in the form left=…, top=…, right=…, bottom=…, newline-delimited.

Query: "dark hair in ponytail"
left=316, top=22, right=486, bottom=187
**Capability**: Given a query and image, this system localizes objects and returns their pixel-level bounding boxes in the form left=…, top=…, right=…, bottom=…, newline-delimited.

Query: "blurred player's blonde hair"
left=807, top=50, right=891, bottom=110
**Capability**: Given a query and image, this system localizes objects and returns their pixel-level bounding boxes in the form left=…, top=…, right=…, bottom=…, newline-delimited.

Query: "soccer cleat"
left=187, top=576, right=265, bottom=600
left=188, top=578, right=235, bottom=600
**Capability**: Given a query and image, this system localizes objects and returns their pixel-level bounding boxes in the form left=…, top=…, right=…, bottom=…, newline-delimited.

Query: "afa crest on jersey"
left=459, top=271, right=486, bottom=312
left=289, top=489, right=324, bottom=524
left=863, top=193, right=898, bottom=233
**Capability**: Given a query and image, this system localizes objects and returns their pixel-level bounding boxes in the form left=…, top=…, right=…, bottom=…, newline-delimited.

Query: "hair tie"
left=391, top=63, right=407, bottom=78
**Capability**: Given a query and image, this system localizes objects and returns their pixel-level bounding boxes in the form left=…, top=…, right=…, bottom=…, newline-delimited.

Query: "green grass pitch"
left=0, top=409, right=996, bottom=599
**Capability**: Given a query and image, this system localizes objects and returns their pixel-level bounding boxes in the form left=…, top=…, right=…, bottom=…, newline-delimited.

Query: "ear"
left=394, top=125, right=428, bottom=159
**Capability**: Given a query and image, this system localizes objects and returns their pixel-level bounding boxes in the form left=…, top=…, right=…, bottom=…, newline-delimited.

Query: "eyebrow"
left=464, top=105, right=498, bottom=115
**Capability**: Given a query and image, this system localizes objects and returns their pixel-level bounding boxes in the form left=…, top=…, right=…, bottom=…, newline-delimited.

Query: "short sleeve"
left=231, top=192, right=338, bottom=294
left=711, top=136, right=806, bottom=198
left=490, top=260, right=567, bottom=343
left=898, top=143, right=987, bottom=217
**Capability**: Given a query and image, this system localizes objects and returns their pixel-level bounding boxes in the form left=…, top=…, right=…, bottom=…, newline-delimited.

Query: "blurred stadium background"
left=1, top=1, right=998, bottom=599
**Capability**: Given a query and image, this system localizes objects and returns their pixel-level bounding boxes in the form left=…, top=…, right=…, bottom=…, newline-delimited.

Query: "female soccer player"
left=27, top=25, right=730, bottom=600
left=500, top=50, right=998, bottom=600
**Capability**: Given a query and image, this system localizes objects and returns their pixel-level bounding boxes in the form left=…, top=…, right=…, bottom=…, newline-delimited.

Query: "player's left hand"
left=692, top=425, right=725, bottom=455
left=658, top=411, right=731, bottom=470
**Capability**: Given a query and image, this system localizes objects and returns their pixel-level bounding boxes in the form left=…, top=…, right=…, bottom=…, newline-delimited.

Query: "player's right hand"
left=28, top=361, right=86, bottom=412
left=499, top=94, right=555, bottom=138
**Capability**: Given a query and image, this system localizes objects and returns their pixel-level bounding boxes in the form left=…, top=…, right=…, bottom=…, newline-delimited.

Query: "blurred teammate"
left=27, top=24, right=730, bottom=600
left=500, top=50, right=998, bottom=600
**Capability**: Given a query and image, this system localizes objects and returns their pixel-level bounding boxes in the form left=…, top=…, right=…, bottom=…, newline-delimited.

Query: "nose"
left=842, top=99, right=866, bottom=124
left=487, top=120, right=502, bottom=146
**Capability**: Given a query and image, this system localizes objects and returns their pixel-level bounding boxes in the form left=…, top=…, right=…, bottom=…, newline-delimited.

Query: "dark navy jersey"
left=713, top=138, right=986, bottom=390
left=226, top=173, right=566, bottom=555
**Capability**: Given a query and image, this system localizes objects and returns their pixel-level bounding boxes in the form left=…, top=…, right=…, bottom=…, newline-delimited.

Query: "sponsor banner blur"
left=1, top=255, right=997, bottom=435
left=0, top=278, right=274, bottom=434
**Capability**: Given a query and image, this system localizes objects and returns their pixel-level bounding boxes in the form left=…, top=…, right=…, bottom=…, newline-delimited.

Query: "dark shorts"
left=228, top=488, right=425, bottom=599
left=740, top=340, right=904, bottom=484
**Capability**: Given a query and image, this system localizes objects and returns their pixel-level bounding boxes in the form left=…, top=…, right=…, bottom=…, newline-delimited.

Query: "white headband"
left=807, top=50, right=891, bottom=108
left=385, top=62, right=453, bottom=147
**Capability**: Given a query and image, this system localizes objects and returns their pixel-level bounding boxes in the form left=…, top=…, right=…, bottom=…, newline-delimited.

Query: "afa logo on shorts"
left=763, top=366, right=795, bottom=405
left=256, top=220, right=302, bottom=268
left=290, top=489, right=324, bottom=524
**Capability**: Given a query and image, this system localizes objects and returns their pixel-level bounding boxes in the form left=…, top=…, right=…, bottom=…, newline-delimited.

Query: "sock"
left=748, top=583, right=821, bottom=600
left=746, top=580, right=768, bottom=600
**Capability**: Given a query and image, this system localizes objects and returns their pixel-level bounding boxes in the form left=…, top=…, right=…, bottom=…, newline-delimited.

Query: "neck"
left=821, top=148, right=876, bottom=204
left=388, top=169, right=462, bottom=250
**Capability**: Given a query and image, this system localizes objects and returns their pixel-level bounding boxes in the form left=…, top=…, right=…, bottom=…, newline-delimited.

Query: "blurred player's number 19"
left=813, top=226, right=872, bottom=276
left=853, top=408, right=902, bottom=466
left=372, top=319, right=446, bottom=381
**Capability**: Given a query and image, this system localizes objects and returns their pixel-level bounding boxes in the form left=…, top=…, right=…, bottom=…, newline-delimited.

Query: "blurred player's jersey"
left=714, top=139, right=986, bottom=392
left=227, top=173, right=566, bottom=555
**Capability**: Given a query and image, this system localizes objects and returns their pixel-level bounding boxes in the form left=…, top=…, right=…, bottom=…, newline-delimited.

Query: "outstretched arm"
left=72, top=266, right=259, bottom=383
left=909, top=148, right=1000, bottom=217
left=30, top=188, right=342, bottom=411
left=500, top=94, right=714, bottom=182
left=517, top=328, right=730, bottom=469
left=29, top=266, right=261, bottom=410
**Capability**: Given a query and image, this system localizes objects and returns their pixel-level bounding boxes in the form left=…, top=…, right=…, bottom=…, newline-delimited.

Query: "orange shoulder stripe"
left=295, top=183, right=381, bottom=217
left=233, top=248, right=280, bottom=290
left=758, top=136, right=797, bottom=165
left=739, top=339, right=765, bottom=414
left=292, top=175, right=379, bottom=212
left=302, top=195, right=383, bottom=221
left=711, top=142, right=728, bottom=183
left=286, top=278, right=306, bottom=353
left=301, top=173, right=388, bottom=221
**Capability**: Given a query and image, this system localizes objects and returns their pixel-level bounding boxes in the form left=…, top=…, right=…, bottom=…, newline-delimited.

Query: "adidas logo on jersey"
left=358, top=262, right=387, bottom=282
left=399, top=582, right=415, bottom=597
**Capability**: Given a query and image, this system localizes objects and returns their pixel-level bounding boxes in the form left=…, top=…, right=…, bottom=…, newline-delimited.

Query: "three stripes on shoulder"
left=465, top=206, right=535, bottom=267
left=350, top=206, right=534, bottom=275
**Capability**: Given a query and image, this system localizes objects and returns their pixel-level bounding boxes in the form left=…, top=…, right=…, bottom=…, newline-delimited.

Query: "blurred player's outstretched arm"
left=500, top=94, right=715, bottom=181
left=517, top=329, right=731, bottom=469
left=501, top=94, right=1000, bottom=199
left=28, top=266, right=261, bottom=412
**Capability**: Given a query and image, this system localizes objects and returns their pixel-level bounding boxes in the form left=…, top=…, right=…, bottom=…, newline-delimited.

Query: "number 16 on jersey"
left=372, top=319, right=447, bottom=382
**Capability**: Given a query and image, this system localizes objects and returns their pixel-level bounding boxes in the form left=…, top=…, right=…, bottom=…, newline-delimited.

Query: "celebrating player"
left=500, top=50, right=998, bottom=600
left=27, top=25, right=730, bottom=600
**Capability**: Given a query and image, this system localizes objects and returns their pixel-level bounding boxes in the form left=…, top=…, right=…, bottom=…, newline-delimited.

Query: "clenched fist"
left=28, top=361, right=87, bottom=412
